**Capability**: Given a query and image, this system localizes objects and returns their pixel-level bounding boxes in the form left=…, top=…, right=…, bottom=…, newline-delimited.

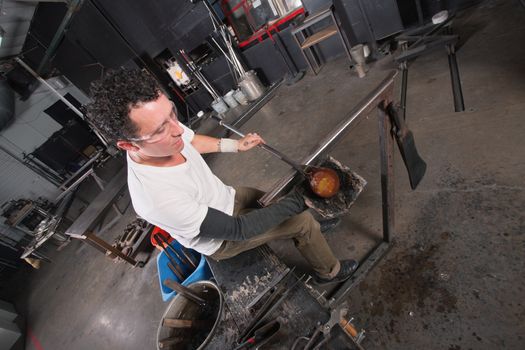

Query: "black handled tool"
left=156, top=233, right=193, bottom=268
left=158, top=336, right=183, bottom=349
left=153, top=234, right=182, bottom=270
left=179, top=246, right=198, bottom=269
left=233, top=320, right=281, bottom=350
left=246, top=267, right=293, bottom=312
left=385, top=102, right=427, bottom=189
left=167, top=261, right=185, bottom=281
left=238, top=274, right=304, bottom=343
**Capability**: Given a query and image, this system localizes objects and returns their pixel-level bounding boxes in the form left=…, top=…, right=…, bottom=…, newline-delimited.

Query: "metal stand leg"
left=274, top=34, right=300, bottom=77
left=293, top=31, right=319, bottom=75
left=447, top=44, right=465, bottom=112
left=332, top=12, right=353, bottom=67
left=415, top=0, right=424, bottom=26
left=399, top=41, right=409, bottom=120
left=400, top=63, right=408, bottom=120
left=327, top=100, right=395, bottom=308
left=378, top=101, right=395, bottom=242
left=92, top=171, right=125, bottom=219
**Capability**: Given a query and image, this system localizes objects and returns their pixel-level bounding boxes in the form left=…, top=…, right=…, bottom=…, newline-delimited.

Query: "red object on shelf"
left=150, top=226, right=173, bottom=250
left=238, top=7, right=305, bottom=48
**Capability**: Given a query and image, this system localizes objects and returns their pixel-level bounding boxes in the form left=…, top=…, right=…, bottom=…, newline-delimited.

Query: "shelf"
left=300, top=25, right=338, bottom=49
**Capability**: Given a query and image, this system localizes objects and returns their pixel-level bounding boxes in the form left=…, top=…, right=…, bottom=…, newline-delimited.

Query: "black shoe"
left=313, top=259, right=359, bottom=285
left=319, top=217, right=341, bottom=233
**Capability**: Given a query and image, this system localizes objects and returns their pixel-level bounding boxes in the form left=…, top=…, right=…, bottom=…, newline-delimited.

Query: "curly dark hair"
left=85, top=69, right=161, bottom=142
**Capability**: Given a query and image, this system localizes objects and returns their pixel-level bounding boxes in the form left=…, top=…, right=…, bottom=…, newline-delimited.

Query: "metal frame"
left=328, top=100, right=394, bottom=309
left=259, top=71, right=398, bottom=310
left=291, top=6, right=353, bottom=75
left=64, top=167, right=140, bottom=266
left=395, top=18, right=465, bottom=120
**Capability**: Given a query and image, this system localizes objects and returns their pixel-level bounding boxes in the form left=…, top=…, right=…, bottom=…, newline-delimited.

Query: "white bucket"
left=223, top=90, right=239, bottom=108
left=238, top=70, right=266, bottom=101
left=211, top=97, right=228, bottom=114
left=233, top=89, right=249, bottom=105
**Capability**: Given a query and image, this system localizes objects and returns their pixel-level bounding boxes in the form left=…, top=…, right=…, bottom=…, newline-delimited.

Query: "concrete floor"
left=2, top=0, right=524, bottom=349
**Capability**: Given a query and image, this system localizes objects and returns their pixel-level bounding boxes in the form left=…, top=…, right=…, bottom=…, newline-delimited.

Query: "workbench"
left=203, top=71, right=404, bottom=349
left=206, top=246, right=329, bottom=349
left=64, top=167, right=139, bottom=266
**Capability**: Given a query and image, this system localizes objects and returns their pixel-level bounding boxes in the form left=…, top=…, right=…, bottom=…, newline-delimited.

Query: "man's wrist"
left=219, top=138, right=239, bottom=152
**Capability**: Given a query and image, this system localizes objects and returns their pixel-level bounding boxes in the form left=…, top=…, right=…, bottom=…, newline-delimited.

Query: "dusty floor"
left=2, top=0, right=524, bottom=349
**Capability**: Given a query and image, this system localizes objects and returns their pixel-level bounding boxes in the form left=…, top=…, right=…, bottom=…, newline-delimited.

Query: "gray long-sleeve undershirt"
left=198, top=191, right=306, bottom=241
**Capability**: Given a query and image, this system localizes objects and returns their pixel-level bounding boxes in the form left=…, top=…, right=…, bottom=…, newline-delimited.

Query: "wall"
left=0, top=76, right=90, bottom=204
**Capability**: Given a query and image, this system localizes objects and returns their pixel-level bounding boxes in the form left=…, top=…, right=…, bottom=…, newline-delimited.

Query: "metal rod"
left=400, top=64, right=408, bottom=120
left=447, top=45, right=465, bottom=112
left=17, top=58, right=84, bottom=117
left=55, top=168, right=94, bottom=202
left=415, top=0, right=424, bottom=26
left=37, top=0, right=83, bottom=74
left=156, top=233, right=192, bottom=267
left=378, top=102, right=395, bottom=244
left=180, top=246, right=199, bottom=268
left=212, top=116, right=308, bottom=176
left=329, top=241, right=391, bottom=309
left=168, top=261, right=185, bottom=281
left=211, top=37, right=235, bottom=66
left=58, top=150, right=102, bottom=190
left=179, top=50, right=221, bottom=100
left=238, top=274, right=303, bottom=343
left=328, top=99, right=396, bottom=309
left=154, top=234, right=183, bottom=267
left=84, top=232, right=138, bottom=266
left=259, top=70, right=398, bottom=206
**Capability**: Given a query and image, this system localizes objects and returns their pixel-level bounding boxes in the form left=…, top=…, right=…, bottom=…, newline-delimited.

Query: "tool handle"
left=156, top=233, right=189, bottom=266
left=154, top=235, right=180, bottom=267
left=183, top=246, right=199, bottom=267
left=180, top=247, right=198, bottom=269
left=163, top=279, right=207, bottom=306
left=339, top=319, right=358, bottom=337
left=386, top=103, right=407, bottom=136
left=162, top=318, right=213, bottom=329
left=158, top=336, right=184, bottom=349
left=167, top=261, right=185, bottom=281
left=258, top=144, right=307, bottom=176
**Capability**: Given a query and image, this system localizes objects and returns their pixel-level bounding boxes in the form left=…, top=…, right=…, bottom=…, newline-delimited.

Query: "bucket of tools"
left=154, top=229, right=212, bottom=302
left=156, top=280, right=223, bottom=350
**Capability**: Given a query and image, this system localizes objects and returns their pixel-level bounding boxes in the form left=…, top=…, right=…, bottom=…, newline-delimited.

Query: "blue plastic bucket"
left=156, top=241, right=212, bottom=302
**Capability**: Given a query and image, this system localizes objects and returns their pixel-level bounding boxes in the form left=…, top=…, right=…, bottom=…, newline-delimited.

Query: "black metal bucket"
left=157, top=281, right=223, bottom=350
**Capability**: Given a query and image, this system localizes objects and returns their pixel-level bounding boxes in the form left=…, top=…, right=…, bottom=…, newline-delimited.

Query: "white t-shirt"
left=126, top=123, right=235, bottom=255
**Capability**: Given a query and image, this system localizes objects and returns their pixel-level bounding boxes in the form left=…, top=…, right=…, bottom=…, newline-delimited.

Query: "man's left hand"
left=238, top=133, right=265, bottom=152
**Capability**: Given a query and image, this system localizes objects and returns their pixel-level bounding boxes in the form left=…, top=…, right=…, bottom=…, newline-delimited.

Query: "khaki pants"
left=209, top=187, right=340, bottom=278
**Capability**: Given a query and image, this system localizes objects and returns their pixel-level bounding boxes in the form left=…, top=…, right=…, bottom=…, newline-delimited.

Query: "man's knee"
left=290, top=211, right=320, bottom=242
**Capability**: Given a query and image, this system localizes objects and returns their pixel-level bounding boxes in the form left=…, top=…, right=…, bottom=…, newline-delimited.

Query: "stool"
left=291, top=5, right=352, bottom=75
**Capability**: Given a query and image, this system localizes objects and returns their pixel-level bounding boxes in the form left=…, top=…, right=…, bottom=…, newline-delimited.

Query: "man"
left=86, top=69, right=358, bottom=284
